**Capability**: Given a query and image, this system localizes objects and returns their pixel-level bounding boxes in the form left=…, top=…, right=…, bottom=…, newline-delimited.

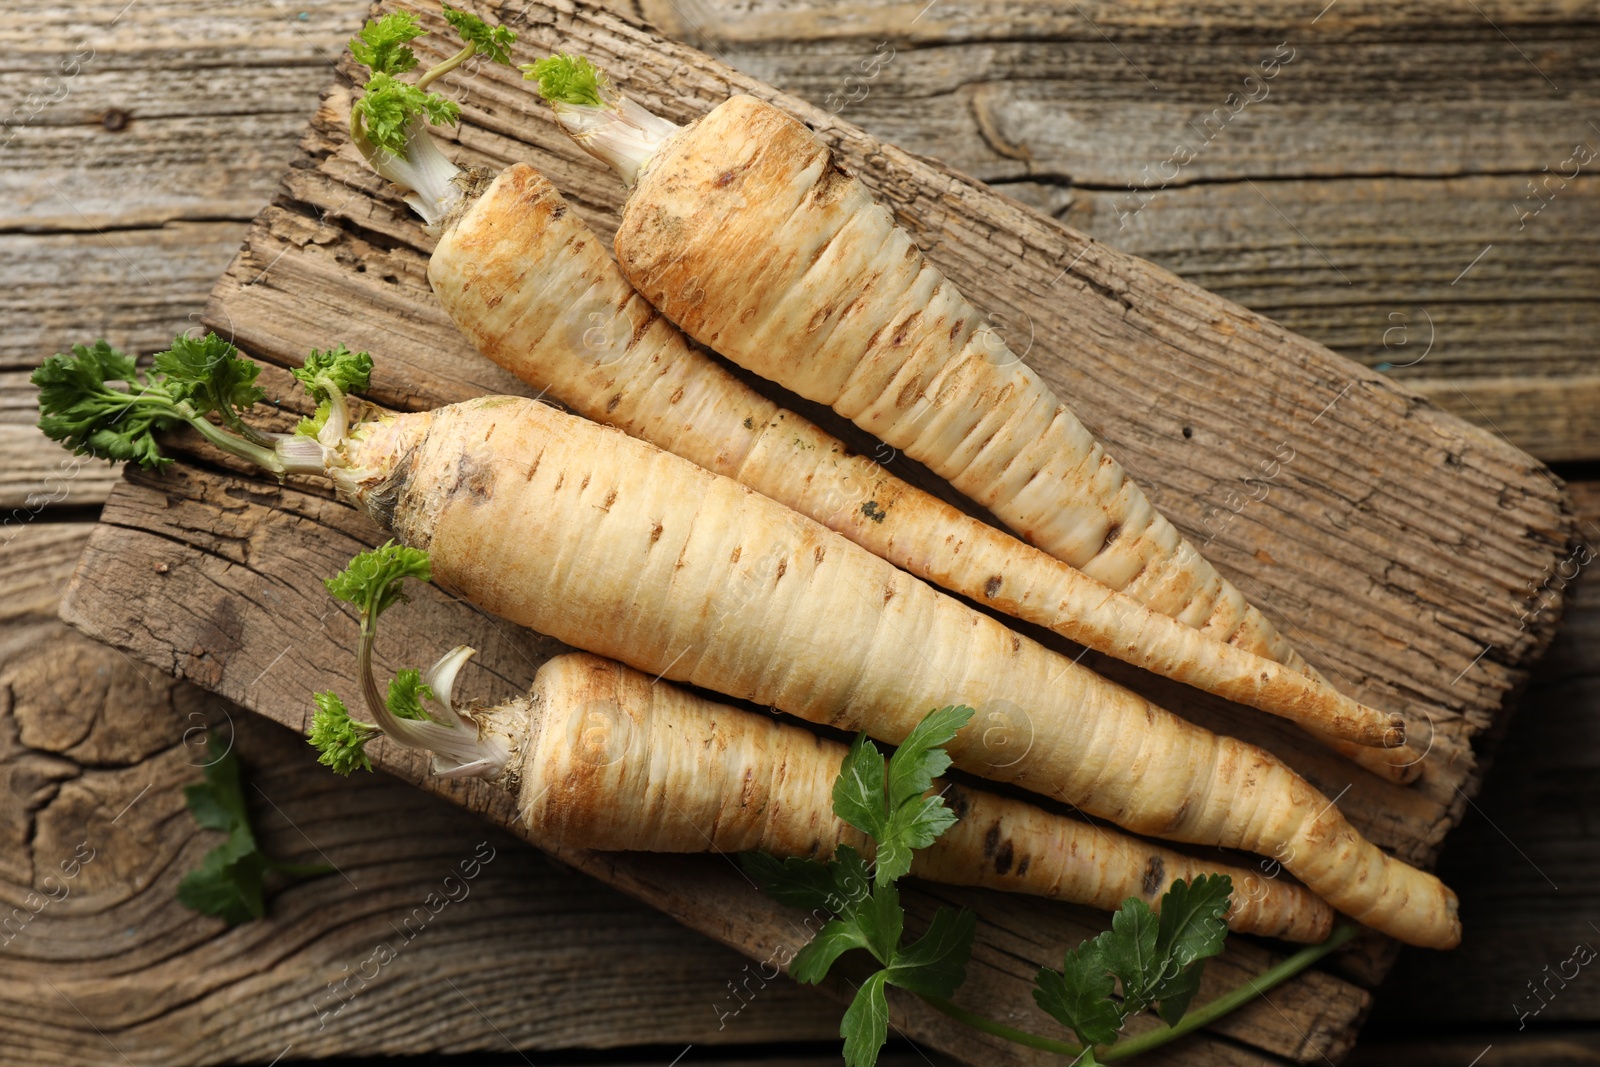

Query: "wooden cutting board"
left=57, top=0, right=1576, bottom=1062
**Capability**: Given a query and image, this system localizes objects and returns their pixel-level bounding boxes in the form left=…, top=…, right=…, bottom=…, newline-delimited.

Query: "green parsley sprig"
left=345, top=6, right=517, bottom=225
left=310, top=545, right=510, bottom=779
left=178, top=733, right=334, bottom=925
left=32, top=333, right=329, bottom=475
left=747, top=713, right=1358, bottom=1066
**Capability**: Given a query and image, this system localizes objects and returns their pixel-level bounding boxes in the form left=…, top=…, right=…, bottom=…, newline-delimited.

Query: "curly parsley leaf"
left=308, top=691, right=379, bottom=776
left=386, top=668, right=436, bottom=722
left=355, top=71, right=460, bottom=155
left=178, top=733, right=334, bottom=924
left=324, top=541, right=432, bottom=621
left=33, top=340, right=181, bottom=469
left=293, top=344, right=373, bottom=402
left=152, top=332, right=264, bottom=432
left=522, top=53, right=610, bottom=107
left=349, top=12, right=425, bottom=76
left=442, top=4, right=516, bottom=65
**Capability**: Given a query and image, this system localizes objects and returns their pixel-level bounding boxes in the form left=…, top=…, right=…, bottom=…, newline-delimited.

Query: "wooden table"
left=3, top=2, right=1596, bottom=1064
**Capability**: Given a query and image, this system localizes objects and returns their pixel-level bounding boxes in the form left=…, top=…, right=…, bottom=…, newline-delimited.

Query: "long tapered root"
left=517, top=652, right=1333, bottom=943
left=596, top=95, right=1427, bottom=778
left=428, top=163, right=1402, bottom=751
left=337, top=397, right=1460, bottom=948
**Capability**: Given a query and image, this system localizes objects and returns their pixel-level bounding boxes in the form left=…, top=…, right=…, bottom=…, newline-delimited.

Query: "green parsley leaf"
left=1034, top=937, right=1124, bottom=1048
left=292, top=344, right=373, bottom=403
left=854, top=880, right=904, bottom=964
left=884, top=907, right=976, bottom=998
left=386, top=668, right=436, bottom=722
left=308, top=690, right=379, bottom=775
left=522, top=53, right=610, bottom=107
left=178, top=733, right=334, bottom=924
left=833, top=706, right=974, bottom=884
left=324, top=541, right=432, bottom=621
left=1156, top=873, right=1232, bottom=972
left=441, top=4, right=516, bottom=65
left=151, top=332, right=265, bottom=431
left=349, top=12, right=425, bottom=76
left=1152, top=961, right=1206, bottom=1027
left=33, top=340, right=181, bottom=469
left=840, top=971, right=891, bottom=1067
left=1100, top=896, right=1161, bottom=1014
left=354, top=71, right=461, bottom=155
left=791, top=918, right=872, bottom=984
left=295, top=400, right=332, bottom=438
left=833, top=732, right=889, bottom=843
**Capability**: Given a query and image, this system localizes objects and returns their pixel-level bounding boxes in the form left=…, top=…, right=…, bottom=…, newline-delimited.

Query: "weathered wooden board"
left=48, top=0, right=1577, bottom=1063
left=61, top=454, right=1371, bottom=1067
left=0, top=524, right=846, bottom=1065
left=645, top=0, right=1600, bottom=458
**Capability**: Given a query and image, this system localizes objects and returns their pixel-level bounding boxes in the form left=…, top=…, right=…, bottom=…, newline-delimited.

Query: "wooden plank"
left=49, top=1, right=1577, bottom=1063
left=0, top=523, right=844, bottom=1065
left=1406, top=376, right=1600, bottom=465
left=59, top=466, right=1370, bottom=1067
left=1350, top=482, right=1600, bottom=1024
left=636, top=0, right=1600, bottom=461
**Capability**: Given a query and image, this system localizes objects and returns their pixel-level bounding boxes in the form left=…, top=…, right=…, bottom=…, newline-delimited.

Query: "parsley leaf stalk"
left=346, top=7, right=517, bottom=229
left=524, top=54, right=683, bottom=187
left=312, top=544, right=514, bottom=779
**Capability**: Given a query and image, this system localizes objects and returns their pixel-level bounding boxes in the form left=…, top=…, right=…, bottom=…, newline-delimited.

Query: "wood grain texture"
left=637, top=0, right=1600, bottom=460
left=1357, top=482, right=1600, bottom=1024
left=0, top=527, right=845, bottom=1066
left=59, top=462, right=1371, bottom=1067
left=47, top=0, right=1576, bottom=1062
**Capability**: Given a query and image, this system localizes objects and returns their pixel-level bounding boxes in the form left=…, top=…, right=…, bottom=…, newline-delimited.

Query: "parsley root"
left=34, top=335, right=1459, bottom=948
left=310, top=546, right=1332, bottom=942
left=429, top=163, right=1403, bottom=752
left=528, top=57, right=1423, bottom=784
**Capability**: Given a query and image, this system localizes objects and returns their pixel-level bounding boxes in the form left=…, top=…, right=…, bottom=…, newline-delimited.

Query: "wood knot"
left=99, top=108, right=129, bottom=132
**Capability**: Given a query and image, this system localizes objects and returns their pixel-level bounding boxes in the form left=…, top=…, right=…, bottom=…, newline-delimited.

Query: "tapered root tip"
left=1383, top=714, right=1407, bottom=749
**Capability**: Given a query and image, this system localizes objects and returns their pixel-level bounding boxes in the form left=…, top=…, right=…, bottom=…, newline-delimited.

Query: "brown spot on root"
left=983, top=823, right=1000, bottom=858
left=943, top=784, right=970, bottom=820
left=993, top=839, right=1014, bottom=875
left=630, top=307, right=659, bottom=347
left=810, top=156, right=853, bottom=206
left=550, top=202, right=567, bottom=219
left=743, top=417, right=754, bottom=429
left=775, top=559, right=788, bottom=579
left=861, top=500, right=886, bottom=523
left=361, top=441, right=420, bottom=534
left=525, top=450, right=543, bottom=482
left=669, top=387, right=685, bottom=404
left=450, top=448, right=495, bottom=504
left=882, top=585, right=895, bottom=605
left=813, top=545, right=826, bottom=566
left=579, top=474, right=590, bottom=492
left=949, top=318, right=965, bottom=341
left=730, top=545, right=742, bottom=564
left=1010, top=634, right=1021, bottom=653
left=554, top=473, right=565, bottom=492
left=1142, top=855, right=1165, bottom=896
left=984, top=575, right=1002, bottom=598
left=649, top=522, right=664, bottom=544
left=1101, top=524, right=1122, bottom=551
left=607, top=394, right=623, bottom=413
left=1015, top=855, right=1030, bottom=877
left=715, top=169, right=740, bottom=187
left=598, top=488, right=617, bottom=512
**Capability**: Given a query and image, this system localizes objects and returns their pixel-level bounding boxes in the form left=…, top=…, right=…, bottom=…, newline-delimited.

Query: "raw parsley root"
left=307, top=547, right=1331, bottom=940
left=178, top=733, right=333, bottom=925
left=430, top=163, right=1404, bottom=751
left=34, top=333, right=1457, bottom=947
left=346, top=7, right=516, bottom=228
left=749, top=732, right=1358, bottom=1067
left=528, top=55, right=1422, bottom=784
